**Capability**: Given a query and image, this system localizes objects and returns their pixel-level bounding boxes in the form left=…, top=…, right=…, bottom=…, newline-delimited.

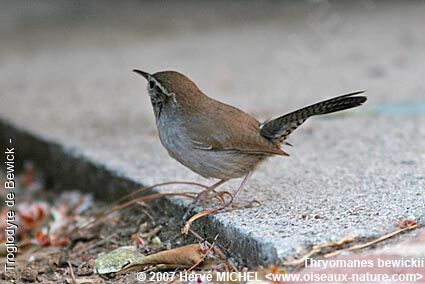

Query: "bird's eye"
left=149, top=81, right=155, bottom=89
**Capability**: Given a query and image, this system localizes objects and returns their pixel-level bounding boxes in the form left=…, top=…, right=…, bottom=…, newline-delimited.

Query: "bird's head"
left=133, top=69, right=202, bottom=118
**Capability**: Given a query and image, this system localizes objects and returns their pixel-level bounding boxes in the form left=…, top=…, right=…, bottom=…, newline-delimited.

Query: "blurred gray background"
left=2, top=1, right=424, bottom=116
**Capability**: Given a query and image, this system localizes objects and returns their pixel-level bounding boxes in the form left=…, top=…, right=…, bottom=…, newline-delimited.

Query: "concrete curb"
left=0, top=118, right=280, bottom=266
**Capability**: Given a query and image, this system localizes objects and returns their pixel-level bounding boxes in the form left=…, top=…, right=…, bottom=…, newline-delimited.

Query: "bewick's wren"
left=133, top=70, right=366, bottom=212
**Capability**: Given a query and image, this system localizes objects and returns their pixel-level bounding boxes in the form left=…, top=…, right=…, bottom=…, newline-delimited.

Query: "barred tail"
left=259, top=91, right=367, bottom=141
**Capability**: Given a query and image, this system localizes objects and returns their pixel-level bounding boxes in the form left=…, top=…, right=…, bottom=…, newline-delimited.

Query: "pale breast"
left=156, top=113, right=268, bottom=179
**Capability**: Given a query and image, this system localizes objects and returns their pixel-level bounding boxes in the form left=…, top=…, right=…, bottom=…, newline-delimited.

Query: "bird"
left=133, top=69, right=367, bottom=217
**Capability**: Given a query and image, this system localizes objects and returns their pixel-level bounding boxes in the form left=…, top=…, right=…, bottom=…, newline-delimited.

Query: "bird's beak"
left=132, top=69, right=151, bottom=80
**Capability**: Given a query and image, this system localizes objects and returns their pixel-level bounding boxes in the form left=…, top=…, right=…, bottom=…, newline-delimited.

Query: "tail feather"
left=259, top=91, right=367, bottom=141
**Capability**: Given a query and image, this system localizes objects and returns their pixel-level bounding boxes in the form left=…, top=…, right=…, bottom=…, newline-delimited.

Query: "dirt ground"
left=0, top=163, right=245, bottom=283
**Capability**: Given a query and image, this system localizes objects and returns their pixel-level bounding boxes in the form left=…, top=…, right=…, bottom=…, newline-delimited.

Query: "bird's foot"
left=181, top=198, right=261, bottom=235
left=182, top=189, right=233, bottom=220
left=182, top=179, right=228, bottom=221
left=204, top=190, right=233, bottom=205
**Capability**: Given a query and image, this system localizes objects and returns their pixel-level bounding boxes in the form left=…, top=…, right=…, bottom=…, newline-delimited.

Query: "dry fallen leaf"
left=131, top=234, right=147, bottom=251
left=18, top=202, right=50, bottom=231
left=95, top=243, right=206, bottom=275
left=396, top=219, right=417, bottom=229
left=126, top=243, right=205, bottom=271
left=34, top=231, right=70, bottom=247
left=95, top=246, right=142, bottom=274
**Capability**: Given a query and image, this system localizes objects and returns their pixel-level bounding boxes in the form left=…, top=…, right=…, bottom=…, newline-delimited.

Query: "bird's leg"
left=219, top=171, right=253, bottom=210
left=183, top=179, right=227, bottom=220
left=181, top=172, right=258, bottom=234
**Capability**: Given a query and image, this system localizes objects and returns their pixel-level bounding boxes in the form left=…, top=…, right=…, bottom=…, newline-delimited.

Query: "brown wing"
left=181, top=97, right=288, bottom=156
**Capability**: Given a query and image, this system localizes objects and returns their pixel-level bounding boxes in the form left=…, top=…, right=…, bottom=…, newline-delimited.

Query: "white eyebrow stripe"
left=150, top=77, right=172, bottom=96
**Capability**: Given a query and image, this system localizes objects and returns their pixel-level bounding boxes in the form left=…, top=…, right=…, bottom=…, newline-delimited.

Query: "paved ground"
left=292, top=229, right=425, bottom=283
left=1, top=1, right=424, bottom=265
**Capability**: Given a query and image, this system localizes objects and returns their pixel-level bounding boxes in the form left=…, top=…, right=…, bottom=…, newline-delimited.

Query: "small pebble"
left=21, top=267, right=38, bottom=282
left=77, top=262, right=93, bottom=276
left=151, top=236, right=162, bottom=246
